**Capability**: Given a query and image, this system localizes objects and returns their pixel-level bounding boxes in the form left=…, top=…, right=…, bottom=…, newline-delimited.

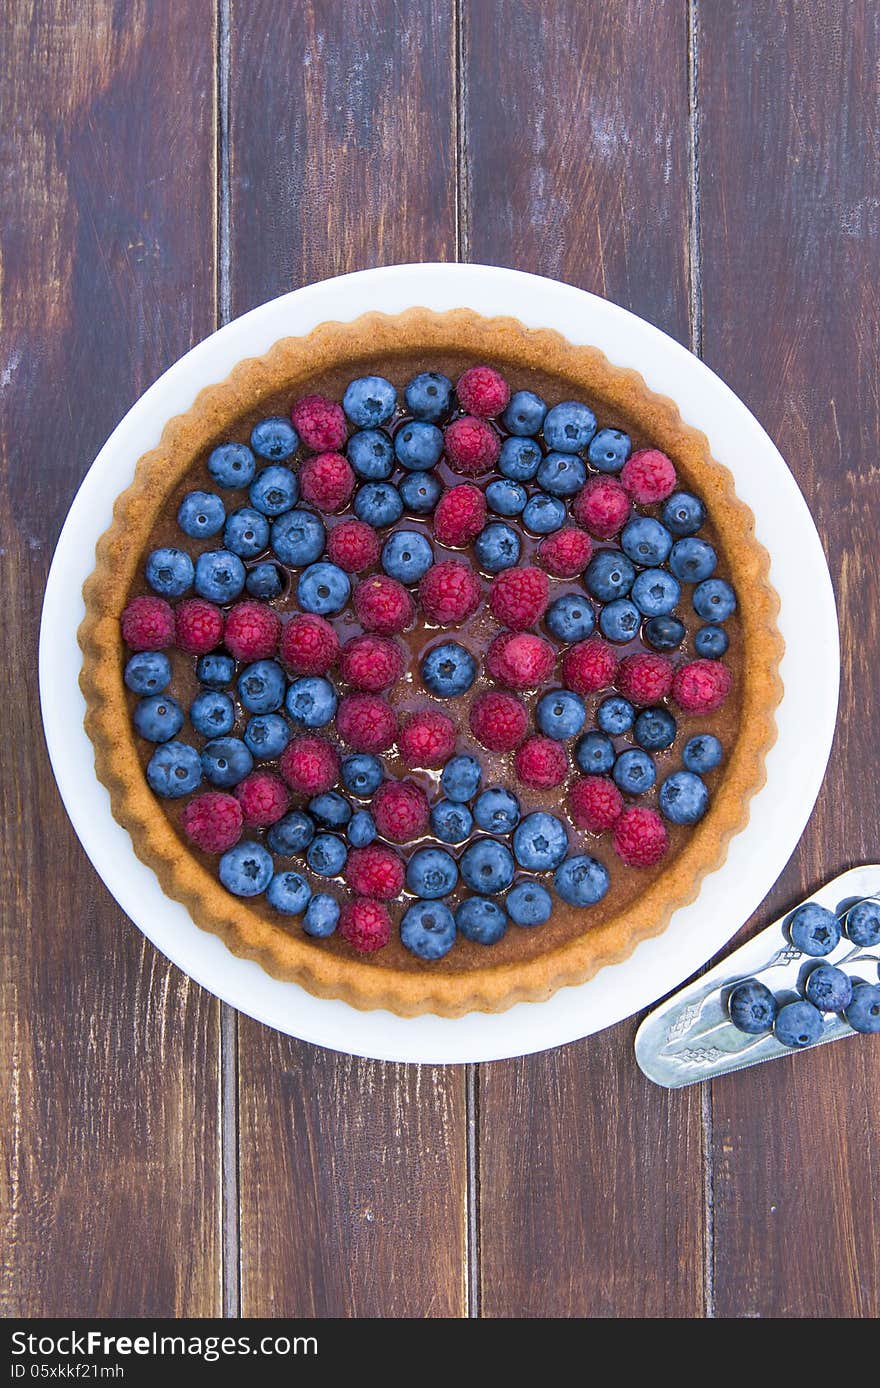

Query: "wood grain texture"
left=697, top=0, right=880, bottom=1318
left=226, top=0, right=468, bottom=1317
left=463, top=0, right=706, bottom=1317
left=0, top=1, right=221, bottom=1315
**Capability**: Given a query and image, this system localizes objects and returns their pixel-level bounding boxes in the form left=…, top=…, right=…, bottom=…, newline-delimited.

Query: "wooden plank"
left=0, top=2, right=221, bottom=1315
left=227, top=1, right=468, bottom=1317
left=463, top=0, right=706, bottom=1317
left=697, top=0, right=880, bottom=1318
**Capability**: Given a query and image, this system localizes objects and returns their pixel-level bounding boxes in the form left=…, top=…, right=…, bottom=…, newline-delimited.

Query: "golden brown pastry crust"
left=79, top=309, right=783, bottom=1016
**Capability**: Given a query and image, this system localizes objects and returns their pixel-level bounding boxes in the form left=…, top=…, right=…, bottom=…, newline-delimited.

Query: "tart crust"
left=79, top=308, right=783, bottom=1017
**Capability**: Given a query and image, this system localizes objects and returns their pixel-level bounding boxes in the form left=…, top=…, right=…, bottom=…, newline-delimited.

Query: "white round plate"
left=40, top=264, right=839, bottom=1064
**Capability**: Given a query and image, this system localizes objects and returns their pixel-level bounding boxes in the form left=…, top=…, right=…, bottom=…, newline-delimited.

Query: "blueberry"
left=536, top=451, right=587, bottom=497
left=196, top=653, right=235, bottom=689
left=669, top=537, right=717, bottom=583
left=694, top=578, right=737, bottom=622
left=246, top=562, right=285, bottom=600
left=597, top=695, right=635, bottom=735
left=512, top=813, right=568, bottom=871
left=474, top=787, right=520, bottom=834
left=297, top=562, right=351, bottom=615
left=522, top=493, right=565, bottom=534
left=843, top=981, right=880, bottom=1034
left=134, top=694, right=184, bottom=743
left=644, top=615, right=686, bottom=651
left=354, top=481, right=404, bottom=527
left=341, top=754, right=383, bottom=797
left=788, top=902, right=842, bottom=956
left=267, top=871, right=312, bottom=915
left=303, top=893, right=340, bottom=938
left=694, top=625, right=729, bottom=659
left=805, top=964, right=853, bottom=1013
left=545, top=594, right=596, bottom=643
left=238, top=659, right=286, bottom=714
left=599, top=599, right=641, bottom=643
left=554, top=854, right=610, bottom=906
left=250, top=417, right=298, bottom=461
left=405, top=371, right=454, bottom=422
left=498, top=435, right=543, bottom=481
left=177, top=490, right=225, bottom=539
left=305, top=792, right=350, bottom=830
left=347, top=810, right=377, bottom=848
left=244, top=713, right=290, bottom=759
left=774, top=998, right=824, bottom=1048
left=506, top=880, right=553, bottom=927
left=307, top=833, right=348, bottom=877
left=400, top=901, right=456, bottom=960
left=475, top=522, right=521, bottom=573
left=486, top=478, right=527, bottom=516
left=406, top=847, right=459, bottom=899
left=343, top=375, right=396, bottom=428
left=662, top=491, right=706, bottom=536
left=502, top=389, right=547, bottom=436
left=382, top=530, right=433, bottom=583
left=194, top=549, right=246, bottom=603
left=430, top=800, right=474, bottom=844
left=441, top=754, right=482, bottom=803
left=613, top=749, right=656, bottom=795
left=634, top=706, right=677, bottom=752
left=631, top=568, right=681, bottom=617
left=208, top=441, right=256, bottom=488
left=394, top=421, right=443, bottom=471
left=224, top=506, right=270, bottom=559
left=587, top=428, right=630, bottom=473
left=219, top=840, right=274, bottom=896
left=727, top=979, right=779, bottom=1034
left=844, top=899, right=880, bottom=947
left=124, top=650, right=171, bottom=695
left=536, top=689, right=586, bottom=740
left=201, top=736, right=253, bottom=788
left=658, top=769, right=708, bottom=822
left=399, top=471, right=442, bottom=514
left=347, top=428, right=394, bottom=479
left=584, top=550, right=635, bottom=602
left=249, top=464, right=299, bottom=516
left=285, top=675, right=338, bottom=728
left=620, top=517, right=673, bottom=567
left=455, top=897, right=507, bottom=945
left=543, top=400, right=596, bottom=453
left=460, top=839, right=516, bottom=894
left=421, top=642, right=477, bottom=697
left=146, top=546, right=194, bottom=597
left=682, top=734, right=723, bottom=773
left=146, top=741, right=202, bottom=797
left=270, top=509, right=325, bottom=566
left=268, top=810, right=316, bottom=855
left=190, top=689, right=235, bottom=737
left=575, top=731, right=615, bottom=775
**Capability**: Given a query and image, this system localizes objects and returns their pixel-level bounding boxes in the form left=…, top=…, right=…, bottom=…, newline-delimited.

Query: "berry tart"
left=79, top=310, right=783, bottom=1016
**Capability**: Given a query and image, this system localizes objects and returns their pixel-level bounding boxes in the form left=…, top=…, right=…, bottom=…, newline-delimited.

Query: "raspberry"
left=180, top=792, right=243, bottom=853
left=121, top=596, right=174, bottom=650
left=537, top=526, right=593, bottom=578
left=456, top=365, right=510, bottom=417
left=433, top=484, right=487, bottom=547
left=672, top=659, right=732, bottom=714
left=224, top=601, right=281, bottom=661
left=621, top=448, right=677, bottom=505
left=419, top=561, right=482, bottom=625
left=615, top=651, right=674, bottom=705
left=280, top=613, right=340, bottom=675
left=469, top=689, right=528, bottom=752
left=569, top=776, right=624, bottom=832
left=326, top=517, right=381, bottom=573
left=562, top=637, right=619, bottom=694
left=486, top=631, right=556, bottom=690
left=234, top=771, right=290, bottom=827
left=514, top=736, right=568, bottom=789
left=336, top=693, right=398, bottom=753
left=399, top=709, right=456, bottom=768
left=344, top=844, right=405, bottom=899
left=444, top=416, right=500, bottom=476
left=279, top=735, right=340, bottom=796
left=174, top=598, right=224, bottom=655
left=488, top=566, right=549, bottom=631
left=353, top=574, right=414, bottom=635
left=298, top=451, right=355, bottom=512
left=340, top=634, right=405, bottom=692
left=339, top=898, right=392, bottom=953
left=372, top=779, right=430, bottom=842
left=612, top=806, right=669, bottom=867
left=571, top=476, right=631, bottom=538
left=291, top=394, right=346, bottom=452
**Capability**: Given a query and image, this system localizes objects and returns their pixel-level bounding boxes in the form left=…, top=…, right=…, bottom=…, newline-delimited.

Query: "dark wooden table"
left=2, top=1, right=878, bottom=1319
